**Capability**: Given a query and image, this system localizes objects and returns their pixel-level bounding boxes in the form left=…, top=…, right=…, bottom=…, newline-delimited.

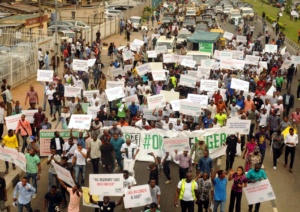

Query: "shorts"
left=0, top=200, right=6, bottom=210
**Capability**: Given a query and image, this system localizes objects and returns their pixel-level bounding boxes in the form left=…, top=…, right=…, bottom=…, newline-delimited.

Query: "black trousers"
left=180, top=200, right=194, bottom=212
left=0, top=123, right=3, bottom=139
left=248, top=123, right=255, bottom=139
left=249, top=203, right=260, bottom=212
left=91, top=157, right=100, bottom=174
left=285, top=146, right=295, bottom=169
left=229, top=190, right=242, bottom=212
left=273, top=147, right=281, bottom=167
left=179, top=167, right=188, bottom=180
left=197, top=200, right=209, bottom=212
left=163, top=160, right=171, bottom=180
left=226, top=153, right=236, bottom=171
left=284, top=105, right=291, bottom=117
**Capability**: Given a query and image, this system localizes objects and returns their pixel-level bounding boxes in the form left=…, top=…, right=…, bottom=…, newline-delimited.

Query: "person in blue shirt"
left=110, top=133, right=125, bottom=170
left=197, top=150, right=213, bottom=177
left=211, top=170, right=227, bottom=212
left=236, top=95, right=245, bottom=109
left=226, top=81, right=234, bottom=106
left=128, top=101, right=139, bottom=118
left=13, top=177, right=36, bottom=212
left=246, top=163, right=267, bottom=212
left=202, top=113, right=214, bottom=129
left=70, top=128, right=90, bottom=149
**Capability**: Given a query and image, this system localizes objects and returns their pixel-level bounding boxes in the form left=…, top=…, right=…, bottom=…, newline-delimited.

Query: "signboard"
left=264, top=44, right=278, bottom=53
left=163, top=137, right=189, bottom=152
left=4, top=114, right=22, bottom=130
left=245, top=55, right=260, bottom=66
left=151, top=70, right=166, bottom=81
left=147, top=51, right=157, bottom=58
left=199, top=43, right=213, bottom=54
left=147, top=94, right=166, bottom=110
left=181, top=59, right=197, bottom=68
left=37, top=70, right=53, bottom=82
left=163, top=54, right=173, bottom=63
left=68, top=114, right=92, bottom=129
left=201, top=59, right=215, bottom=68
left=87, top=107, right=99, bottom=119
left=179, top=75, right=197, bottom=88
left=230, top=78, right=249, bottom=92
left=170, top=100, right=181, bottom=111
left=22, top=110, right=38, bottom=124
left=187, top=94, right=208, bottom=105
left=64, top=86, right=81, bottom=98
left=236, top=36, right=247, bottom=43
left=53, top=162, right=75, bottom=187
left=111, top=68, right=124, bottom=77
left=0, top=147, right=26, bottom=172
left=124, top=95, right=139, bottom=106
left=223, top=31, right=234, bottom=40
left=106, top=81, right=124, bottom=89
left=83, top=90, right=99, bottom=100
left=105, top=86, right=125, bottom=101
left=200, top=80, right=218, bottom=92
left=136, top=63, right=150, bottom=76
left=89, top=174, right=123, bottom=196
left=73, top=59, right=89, bottom=72
left=180, top=101, right=202, bottom=116
left=122, top=50, right=132, bottom=61
left=225, top=117, right=251, bottom=134
left=160, top=90, right=179, bottom=102
left=123, top=184, right=152, bottom=208
left=197, top=67, right=211, bottom=79
left=87, top=59, right=96, bottom=67
left=155, top=45, right=167, bottom=54
left=291, top=55, right=300, bottom=64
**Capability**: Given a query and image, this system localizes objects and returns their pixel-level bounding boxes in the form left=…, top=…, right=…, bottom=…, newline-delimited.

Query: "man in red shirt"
left=256, top=77, right=267, bottom=90
left=25, top=85, right=39, bottom=106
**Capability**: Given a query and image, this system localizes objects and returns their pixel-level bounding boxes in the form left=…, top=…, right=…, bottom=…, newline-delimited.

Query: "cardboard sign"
left=151, top=70, right=167, bottom=81
left=111, top=68, right=124, bottom=77
left=123, top=184, right=152, bottom=208
left=87, top=59, right=96, bottom=67
left=179, top=75, right=197, bottom=88
left=178, top=55, right=193, bottom=63
left=105, top=87, right=125, bottom=101
left=163, top=137, right=190, bottom=152
left=5, top=114, right=22, bottom=130
left=124, top=95, right=139, bottom=106
left=89, top=174, right=123, bottom=196
left=64, top=86, right=82, bottom=98
left=214, top=50, right=233, bottom=60
left=106, top=81, right=124, bottom=89
left=136, top=63, right=150, bottom=76
left=0, top=147, right=26, bottom=171
left=223, top=31, right=234, bottom=40
left=291, top=55, right=300, bottom=64
left=187, top=94, right=208, bottom=105
left=200, top=80, right=218, bottom=92
left=53, top=162, right=75, bottom=187
left=180, top=101, right=202, bottom=116
left=147, top=94, right=166, bottom=110
left=225, top=117, right=251, bottom=134
left=170, top=100, right=181, bottom=111
left=236, top=36, right=247, bottom=43
left=37, top=70, right=53, bottom=82
left=201, top=59, right=215, bottom=68
left=22, top=110, right=38, bottom=124
left=122, top=50, right=132, bottom=61
left=265, top=44, right=278, bottom=53
left=197, top=67, right=211, bottom=79
left=68, top=114, right=92, bottom=129
left=83, top=90, right=99, bottom=100
left=231, top=78, right=249, bottom=92
left=155, top=45, right=167, bottom=54
left=163, top=54, right=174, bottom=63
left=160, top=90, right=179, bottom=102
left=147, top=51, right=157, bottom=58
left=142, top=108, right=158, bottom=120
left=245, top=55, right=260, bottom=66
left=73, top=59, right=88, bottom=72
left=87, top=107, right=99, bottom=119
left=181, top=59, right=197, bottom=68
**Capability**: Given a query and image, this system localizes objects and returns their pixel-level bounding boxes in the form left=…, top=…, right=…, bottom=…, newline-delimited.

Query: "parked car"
left=215, top=6, right=224, bottom=14
left=104, top=9, right=123, bottom=18
left=64, top=20, right=90, bottom=29
left=130, top=16, right=142, bottom=31
left=48, top=24, right=80, bottom=33
left=229, top=13, right=242, bottom=24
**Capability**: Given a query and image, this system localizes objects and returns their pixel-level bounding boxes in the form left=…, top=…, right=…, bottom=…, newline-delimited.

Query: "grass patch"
left=243, top=0, right=299, bottom=44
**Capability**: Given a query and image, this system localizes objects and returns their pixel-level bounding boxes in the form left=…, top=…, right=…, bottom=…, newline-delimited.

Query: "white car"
left=105, top=9, right=122, bottom=18
left=64, top=20, right=90, bottom=29
left=130, top=16, right=142, bottom=31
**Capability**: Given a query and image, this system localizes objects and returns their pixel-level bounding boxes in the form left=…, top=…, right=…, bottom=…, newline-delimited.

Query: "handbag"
left=18, top=120, right=29, bottom=135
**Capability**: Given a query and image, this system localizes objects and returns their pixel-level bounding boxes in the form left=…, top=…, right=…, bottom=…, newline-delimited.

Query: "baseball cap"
left=29, top=136, right=36, bottom=142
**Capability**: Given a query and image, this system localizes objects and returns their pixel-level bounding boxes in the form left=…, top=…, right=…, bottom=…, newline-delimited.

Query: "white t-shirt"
left=129, top=87, right=137, bottom=96
left=68, top=101, right=77, bottom=114
left=88, top=139, right=101, bottom=159
left=123, top=176, right=137, bottom=188
left=90, top=97, right=100, bottom=107
left=259, top=113, right=269, bottom=126
left=74, top=148, right=87, bottom=165
left=177, top=180, right=198, bottom=201
left=229, top=104, right=241, bottom=118
left=260, top=104, right=271, bottom=115
left=284, top=134, right=298, bottom=147
left=46, top=89, right=55, bottom=100
left=173, top=123, right=183, bottom=131
left=48, top=155, right=61, bottom=174
left=137, top=85, right=144, bottom=95
left=121, top=143, right=138, bottom=159
left=63, top=143, right=77, bottom=163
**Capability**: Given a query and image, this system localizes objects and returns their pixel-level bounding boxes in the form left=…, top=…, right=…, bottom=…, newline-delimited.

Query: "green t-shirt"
left=25, top=153, right=40, bottom=174
left=275, top=77, right=284, bottom=87
left=117, top=102, right=127, bottom=118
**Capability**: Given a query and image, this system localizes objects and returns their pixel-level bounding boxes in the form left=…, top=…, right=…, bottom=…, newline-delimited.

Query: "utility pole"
left=55, top=0, right=58, bottom=72
left=38, top=0, right=42, bottom=34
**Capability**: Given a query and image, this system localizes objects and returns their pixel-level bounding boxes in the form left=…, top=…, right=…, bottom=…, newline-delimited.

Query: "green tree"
left=284, top=0, right=293, bottom=13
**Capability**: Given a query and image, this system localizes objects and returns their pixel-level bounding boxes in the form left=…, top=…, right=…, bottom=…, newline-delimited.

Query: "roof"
left=187, top=31, right=220, bottom=43
left=130, top=16, right=141, bottom=19
left=0, top=3, right=39, bottom=13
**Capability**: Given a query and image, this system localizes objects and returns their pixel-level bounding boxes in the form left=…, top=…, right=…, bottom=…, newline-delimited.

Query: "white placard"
left=223, top=31, right=234, bottom=40
left=163, top=137, right=189, bottom=152
left=259, top=61, right=268, bottom=69
left=201, top=59, right=215, bottom=68
left=225, top=117, right=251, bottom=134
left=161, top=90, right=179, bottom=102
left=147, top=51, right=157, bottom=58
left=197, top=67, right=211, bottom=79
left=220, top=59, right=245, bottom=70
left=73, top=59, right=88, bottom=72
left=181, top=59, right=196, bottom=68
left=105, top=86, right=125, bottom=101
left=188, top=70, right=198, bottom=78
left=243, top=179, right=276, bottom=205
left=124, top=65, right=132, bottom=72
left=280, top=46, right=286, bottom=55
left=179, top=75, right=197, bottom=88
left=133, top=39, right=144, bottom=46
left=151, top=70, right=167, bottom=81
left=147, top=94, right=166, bottom=110
left=231, top=78, right=249, bottom=92
left=83, top=90, right=99, bottom=100
left=291, top=55, right=300, bottom=64
left=64, top=86, right=82, bottom=97
left=0, top=147, right=26, bottom=171
left=87, top=107, right=99, bottom=119
left=236, top=36, right=247, bottom=43
left=200, top=79, right=219, bottom=92
left=231, top=51, right=244, bottom=60
left=265, top=44, right=278, bottom=53
left=68, top=114, right=92, bottom=129
left=89, top=174, right=123, bottom=196
left=122, top=50, right=132, bottom=61
left=106, top=81, right=124, bottom=89
left=149, top=62, right=163, bottom=71
left=22, top=110, right=38, bottom=124
left=124, top=94, right=139, bottom=106
left=281, top=60, right=293, bottom=69
left=155, top=45, right=167, bottom=54
left=87, top=59, right=96, bottom=67
left=266, top=86, right=276, bottom=96
left=37, top=70, right=53, bottom=82
left=170, top=100, right=181, bottom=111
left=180, top=101, right=202, bottom=116
left=245, top=55, right=260, bottom=65
left=53, top=162, right=75, bottom=187
left=111, top=68, right=124, bottom=77
left=136, top=63, right=150, bottom=76
left=187, top=94, right=208, bottom=105
left=163, top=54, right=173, bottom=63
left=4, top=114, right=22, bottom=130
left=142, top=108, right=158, bottom=120
left=178, top=55, right=193, bottom=63
left=214, top=50, right=233, bottom=60
left=123, top=184, right=152, bottom=208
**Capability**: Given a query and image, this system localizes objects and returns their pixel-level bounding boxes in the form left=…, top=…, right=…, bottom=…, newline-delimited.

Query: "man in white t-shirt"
left=47, top=148, right=61, bottom=191
left=121, top=138, right=139, bottom=176
left=72, top=143, right=87, bottom=185
left=173, top=119, right=183, bottom=131
left=63, top=137, right=77, bottom=164
left=123, top=170, right=136, bottom=189
left=284, top=128, right=298, bottom=173
left=90, top=93, right=100, bottom=107
left=87, top=134, right=101, bottom=174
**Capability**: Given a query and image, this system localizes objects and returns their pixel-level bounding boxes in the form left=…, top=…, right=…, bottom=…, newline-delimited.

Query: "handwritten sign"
left=22, top=110, right=38, bottom=124
left=179, top=75, right=197, bottom=88
left=89, top=174, right=123, bottom=196
left=73, top=59, right=88, bottom=72
left=151, top=70, right=166, bottom=81
left=180, top=101, right=202, bottom=116
left=231, top=78, right=249, bottom=92
left=136, top=63, right=150, bottom=76
left=37, top=70, right=53, bottom=82
left=163, top=137, right=190, bottom=152
left=5, top=114, right=22, bottom=130
left=68, top=114, right=92, bottom=129
left=123, top=184, right=152, bottom=208
left=147, top=94, right=166, bottom=110
left=200, top=79, right=218, bottom=92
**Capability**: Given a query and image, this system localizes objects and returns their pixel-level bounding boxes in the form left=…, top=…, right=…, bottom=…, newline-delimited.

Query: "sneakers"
left=51, top=118, right=56, bottom=122
left=32, top=193, right=37, bottom=199
left=273, top=166, right=276, bottom=170
left=165, top=180, right=172, bottom=184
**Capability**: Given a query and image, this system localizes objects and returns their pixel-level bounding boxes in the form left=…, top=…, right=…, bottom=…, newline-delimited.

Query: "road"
left=5, top=13, right=300, bottom=212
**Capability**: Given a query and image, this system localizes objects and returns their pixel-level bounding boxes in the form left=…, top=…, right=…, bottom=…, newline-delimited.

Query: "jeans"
left=48, top=172, right=59, bottom=191
left=249, top=203, right=260, bottom=212
left=180, top=200, right=194, bottom=212
left=259, top=148, right=266, bottom=165
left=229, top=190, right=242, bottom=212
left=286, top=77, right=293, bottom=89
left=285, top=146, right=295, bottom=169
left=113, top=156, right=123, bottom=170
left=91, top=157, right=100, bottom=174
left=163, top=160, right=171, bottom=180
left=26, top=172, right=37, bottom=193
left=18, top=201, right=33, bottom=212
left=284, top=105, right=291, bottom=117
left=226, top=153, right=236, bottom=171
left=213, top=200, right=226, bottom=212
left=74, top=164, right=86, bottom=183
left=179, top=167, right=188, bottom=180
left=21, top=136, right=28, bottom=153
left=273, top=148, right=281, bottom=167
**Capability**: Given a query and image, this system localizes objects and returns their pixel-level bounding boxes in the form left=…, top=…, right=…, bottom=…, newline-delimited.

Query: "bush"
left=278, top=22, right=285, bottom=30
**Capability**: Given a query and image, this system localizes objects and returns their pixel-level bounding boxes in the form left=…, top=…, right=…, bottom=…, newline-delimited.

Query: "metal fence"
left=0, top=28, right=55, bottom=88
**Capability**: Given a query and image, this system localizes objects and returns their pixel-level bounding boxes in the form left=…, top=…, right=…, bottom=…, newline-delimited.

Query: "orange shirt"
left=244, top=100, right=254, bottom=112
left=118, top=121, right=129, bottom=127
left=216, top=102, right=226, bottom=113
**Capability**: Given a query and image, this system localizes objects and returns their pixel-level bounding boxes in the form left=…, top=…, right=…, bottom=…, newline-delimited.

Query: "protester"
left=284, top=127, right=298, bottom=173
left=195, top=172, right=213, bottom=212
left=2, top=129, right=19, bottom=174
left=13, top=177, right=36, bottom=212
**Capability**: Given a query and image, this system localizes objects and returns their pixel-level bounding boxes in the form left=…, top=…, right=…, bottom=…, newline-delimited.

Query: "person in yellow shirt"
left=2, top=129, right=19, bottom=174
